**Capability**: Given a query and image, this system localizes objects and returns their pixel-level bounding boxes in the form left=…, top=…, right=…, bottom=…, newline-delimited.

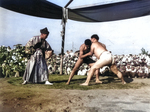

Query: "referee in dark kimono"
left=22, top=27, right=53, bottom=85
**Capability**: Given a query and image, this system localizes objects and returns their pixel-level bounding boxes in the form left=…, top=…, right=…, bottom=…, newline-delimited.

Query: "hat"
left=40, top=27, right=49, bottom=34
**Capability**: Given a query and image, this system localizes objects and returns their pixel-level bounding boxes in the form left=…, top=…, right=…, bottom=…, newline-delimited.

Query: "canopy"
left=68, top=0, right=150, bottom=22
left=1, top=0, right=150, bottom=22
left=0, top=0, right=150, bottom=22
left=0, top=0, right=62, bottom=19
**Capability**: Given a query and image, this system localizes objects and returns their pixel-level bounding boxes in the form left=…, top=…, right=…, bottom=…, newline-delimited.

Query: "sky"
left=0, top=0, right=150, bottom=55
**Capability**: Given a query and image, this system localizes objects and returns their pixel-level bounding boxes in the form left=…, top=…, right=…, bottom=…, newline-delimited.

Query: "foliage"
left=0, top=45, right=29, bottom=77
left=141, top=48, right=149, bottom=56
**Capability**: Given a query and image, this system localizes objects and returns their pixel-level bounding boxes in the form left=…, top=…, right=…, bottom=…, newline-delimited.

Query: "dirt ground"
left=0, top=78, right=150, bottom=112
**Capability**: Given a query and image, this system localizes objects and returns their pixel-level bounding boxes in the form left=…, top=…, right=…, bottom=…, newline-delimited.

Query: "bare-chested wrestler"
left=66, top=39, right=102, bottom=85
left=80, top=34, right=126, bottom=86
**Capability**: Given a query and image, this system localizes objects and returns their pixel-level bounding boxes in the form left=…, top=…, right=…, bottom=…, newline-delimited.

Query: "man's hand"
left=45, top=50, right=53, bottom=59
left=80, top=52, right=92, bottom=59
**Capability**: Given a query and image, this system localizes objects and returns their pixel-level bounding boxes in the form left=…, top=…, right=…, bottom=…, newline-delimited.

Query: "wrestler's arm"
left=80, top=44, right=94, bottom=59
left=80, top=52, right=92, bottom=59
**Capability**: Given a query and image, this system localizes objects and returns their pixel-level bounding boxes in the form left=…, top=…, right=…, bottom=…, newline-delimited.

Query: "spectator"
left=130, top=66, right=137, bottom=78
left=69, top=50, right=74, bottom=57
left=67, top=66, right=72, bottom=75
left=77, top=67, right=87, bottom=76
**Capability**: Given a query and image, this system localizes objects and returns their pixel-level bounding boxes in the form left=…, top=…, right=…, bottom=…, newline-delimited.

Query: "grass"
left=0, top=74, right=146, bottom=112
left=0, top=75, right=148, bottom=112
left=6, top=74, right=147, bottom=90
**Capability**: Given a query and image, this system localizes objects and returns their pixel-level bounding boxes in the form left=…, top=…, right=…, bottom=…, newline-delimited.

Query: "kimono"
left=23, top=36, right=52, bottom=83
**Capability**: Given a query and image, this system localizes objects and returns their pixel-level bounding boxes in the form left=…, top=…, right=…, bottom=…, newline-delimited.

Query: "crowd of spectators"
left=114, top=54, right=150, bottom=78
left=47, top=50, right=81, bottom=75
left=47, top=50, right=150, bottom=79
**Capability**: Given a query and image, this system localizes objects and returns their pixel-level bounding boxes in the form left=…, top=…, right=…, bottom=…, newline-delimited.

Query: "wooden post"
left=60, top=0, right=73, bottom=75
left=60, top=17, right=66, bottom=75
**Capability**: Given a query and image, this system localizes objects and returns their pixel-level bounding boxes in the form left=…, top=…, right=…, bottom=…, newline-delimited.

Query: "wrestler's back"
left=92, top=42, right=108, bottom=59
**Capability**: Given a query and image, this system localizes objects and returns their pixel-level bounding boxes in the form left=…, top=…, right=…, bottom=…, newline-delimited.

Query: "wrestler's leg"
left=81, top=58, right=110, bottom=86
left=89, top=63, right=102, bottom=83
left=110, top=64, right=126, bottom=84
left=95, top=69, right=102, bottom=83
left=66, top=58, right=83, bottom=85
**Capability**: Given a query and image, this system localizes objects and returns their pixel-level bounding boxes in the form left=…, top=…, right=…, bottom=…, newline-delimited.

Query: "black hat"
left=40, top=27, right=49, bottom=34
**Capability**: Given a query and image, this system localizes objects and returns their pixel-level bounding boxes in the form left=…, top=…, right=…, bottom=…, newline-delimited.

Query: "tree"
left=141, top=48, right=149, bottom=55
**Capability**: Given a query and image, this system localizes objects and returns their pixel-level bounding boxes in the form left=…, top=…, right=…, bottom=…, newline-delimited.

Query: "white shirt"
left=77, top=69, right=87, bottom=76
left=100, top=66, right=110, bottom=74
left=69, top=52, right=74, bottom=57
left=126, top=66, right=131, bottom=72
left=67, top=67, right=71, bottom=74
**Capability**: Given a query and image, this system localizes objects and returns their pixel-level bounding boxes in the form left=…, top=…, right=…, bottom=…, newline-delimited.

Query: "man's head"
left=84, top=39, right=92, bottom=47
left=91, top=34, right=99, bottom=42
left=40, top=27, right=49, bottom=39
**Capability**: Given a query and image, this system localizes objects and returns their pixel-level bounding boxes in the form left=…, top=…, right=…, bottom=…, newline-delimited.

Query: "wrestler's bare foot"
left=96, top=80, right=103, bottom=84
left=123, top=81, right=126, bottom=84
left=66, top=82, right=70, bottom=85
left=80, top=83, right=89, bottom=86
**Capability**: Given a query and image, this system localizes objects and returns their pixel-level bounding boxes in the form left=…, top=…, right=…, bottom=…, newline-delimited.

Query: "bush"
left=0, top=45, right=28, bottom=77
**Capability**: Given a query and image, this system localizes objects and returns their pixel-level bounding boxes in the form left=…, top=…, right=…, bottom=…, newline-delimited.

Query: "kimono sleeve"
left=45, top=41, right=53, bottom=59
left=25, top=36, right=40, bottom=54
left=45, top=41, right=52, bottom=51
left=26, top=36, right=41, bottom=47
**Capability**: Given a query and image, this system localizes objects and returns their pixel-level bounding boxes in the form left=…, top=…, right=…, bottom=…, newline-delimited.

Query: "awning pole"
left=65, top=0, right=73, bottom=8
left=60, top=0, right=73, bottom=75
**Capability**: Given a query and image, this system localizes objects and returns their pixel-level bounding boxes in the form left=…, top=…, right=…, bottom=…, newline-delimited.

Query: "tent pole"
left=60, top=0, right=73, bottom=75
left=65, top=0, right=73, bottom=8
left=60, top=18, right=66, bottom=75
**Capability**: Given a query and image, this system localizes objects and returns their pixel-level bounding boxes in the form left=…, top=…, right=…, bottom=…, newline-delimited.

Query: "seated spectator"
left=77, top=67, right=87, bottom=76
left=121, top=55, right=127, bottom=63
left=146, top=58, right=150, bottom=69
left=126, top=64, right=131, bottom=78
left=119, top=65, right=126, bottom=77
left=82, top=67, right=88, bottom=76
left=100, top=66, right=110, bottom=75
left=49, top=67, right=54, bottom=74
left=53, top=63, right=58, bottom=73
left=130, top=66, right=137, bottom=78
left=65, top=50, right=70, bottom=57
left=91, top=54, right=97, bottom=61
left=137, top=66, right=145, bottom=78
left=144, top=65, right=149, bottom=78
left=69, top=50, right=74, bottom=57
left=67, top=66, right=72, bottom=75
